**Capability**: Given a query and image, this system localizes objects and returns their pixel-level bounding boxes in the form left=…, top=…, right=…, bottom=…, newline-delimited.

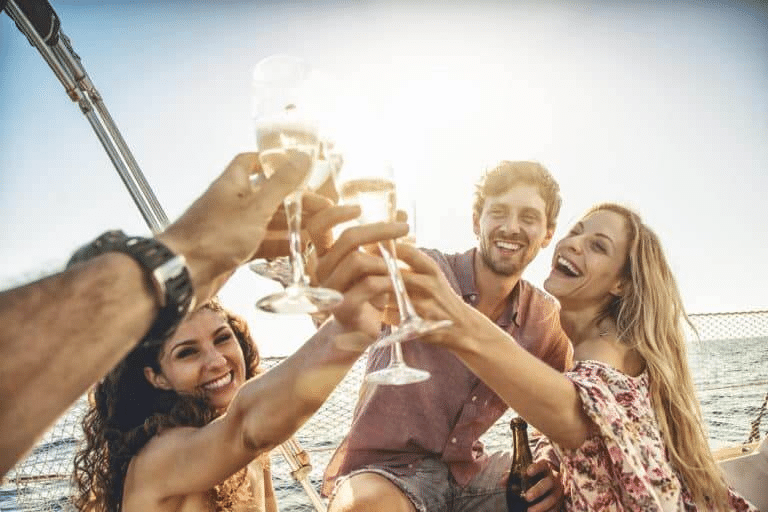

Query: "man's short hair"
left=472, top=161, right=561, bottom=229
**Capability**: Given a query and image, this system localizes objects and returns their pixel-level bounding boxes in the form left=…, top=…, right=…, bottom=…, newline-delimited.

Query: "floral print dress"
left=535, top=360, right=758, bottom=511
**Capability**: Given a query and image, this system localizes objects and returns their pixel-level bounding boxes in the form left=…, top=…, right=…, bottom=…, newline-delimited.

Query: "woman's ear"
left=609, top=278, right=626, bottom=298
left=144, top=366, right=173, bottom=391
left=541, top=226, right=555, bottom=248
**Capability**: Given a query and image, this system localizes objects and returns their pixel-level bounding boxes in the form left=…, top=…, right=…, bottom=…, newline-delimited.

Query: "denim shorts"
left=329, top=451, right=511, bottom=512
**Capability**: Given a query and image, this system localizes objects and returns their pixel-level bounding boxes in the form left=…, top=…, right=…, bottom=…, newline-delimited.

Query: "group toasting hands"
left=0, top=150, right=759, bottom=511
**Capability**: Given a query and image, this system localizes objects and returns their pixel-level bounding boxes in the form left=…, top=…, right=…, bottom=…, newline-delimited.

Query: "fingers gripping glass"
left=250, top=140, right=341, bottom=288
left=251, top=55, right=342, bottom=314
left=338, top=161, right=450, bottom=385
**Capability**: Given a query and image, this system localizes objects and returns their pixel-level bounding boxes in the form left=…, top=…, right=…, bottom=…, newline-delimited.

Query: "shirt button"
left=451, top=437, right=457, bottom=444
left=471, top=396, right=477, bottom=402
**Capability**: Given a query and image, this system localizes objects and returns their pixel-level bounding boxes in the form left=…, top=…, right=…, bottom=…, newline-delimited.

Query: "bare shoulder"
left=122, top=427, right=202, bottom=511
left=126, top=426, right=198, bottom=481
left=142, top=426, right=201, bottom=454
left=122, top=416, right=255, bottom=502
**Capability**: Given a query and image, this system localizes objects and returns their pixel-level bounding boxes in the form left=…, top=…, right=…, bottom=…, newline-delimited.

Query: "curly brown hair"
left=71, top=299, right=261, bottom=511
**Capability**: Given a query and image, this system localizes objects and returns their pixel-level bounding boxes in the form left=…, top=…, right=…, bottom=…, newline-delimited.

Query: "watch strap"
left=67, top=230, right=195, bottom=346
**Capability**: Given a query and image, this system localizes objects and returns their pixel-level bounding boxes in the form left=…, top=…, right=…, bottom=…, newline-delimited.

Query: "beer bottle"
left=506, top=417, right=545, bottom=511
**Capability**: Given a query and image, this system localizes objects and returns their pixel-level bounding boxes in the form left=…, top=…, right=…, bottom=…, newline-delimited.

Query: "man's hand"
left=250, top=168, right=340, bottom=262
left=255, top=191, right=335, bottom=262
left=158, top=152, right=315, bottom=305
left=524, top=460, right=564, bottom=512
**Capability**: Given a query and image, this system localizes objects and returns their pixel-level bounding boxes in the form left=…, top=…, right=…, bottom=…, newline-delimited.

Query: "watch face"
left=152, top=254, right=189, bottom=307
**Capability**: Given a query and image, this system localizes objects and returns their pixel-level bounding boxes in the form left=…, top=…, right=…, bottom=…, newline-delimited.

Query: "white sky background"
left=1, top=0, right=767, bottom=356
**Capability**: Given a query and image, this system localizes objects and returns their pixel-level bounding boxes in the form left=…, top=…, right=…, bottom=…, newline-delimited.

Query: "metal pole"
left=4, top=0, right=167, bottom=233
left=51, top=32, right=169, bottom=230
left=278, top=439, right=328, bottom=511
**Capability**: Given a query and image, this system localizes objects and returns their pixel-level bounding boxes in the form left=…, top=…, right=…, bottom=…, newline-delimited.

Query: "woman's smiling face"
left=144, top=308, right=247, bottom=412
left=544, top=209, right=631, bottom=311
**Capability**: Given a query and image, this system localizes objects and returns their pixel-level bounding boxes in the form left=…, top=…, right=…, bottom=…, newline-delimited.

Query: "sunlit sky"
left=2, top=1, right=767, bottom=356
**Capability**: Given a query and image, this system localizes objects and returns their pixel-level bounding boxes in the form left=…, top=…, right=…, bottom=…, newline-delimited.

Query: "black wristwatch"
left=67, top=230, right=195, bottom=346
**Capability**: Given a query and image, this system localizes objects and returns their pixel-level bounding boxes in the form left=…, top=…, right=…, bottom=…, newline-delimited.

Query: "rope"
left=697, top=380, right=768, bottom=392
left=746, top=391, right=768, bottom=444
left=689, top=309, right=768, bottom=318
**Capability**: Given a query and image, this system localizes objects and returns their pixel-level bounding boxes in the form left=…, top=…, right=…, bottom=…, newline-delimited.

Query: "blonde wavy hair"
left=591, top=203, right=729, bottom=509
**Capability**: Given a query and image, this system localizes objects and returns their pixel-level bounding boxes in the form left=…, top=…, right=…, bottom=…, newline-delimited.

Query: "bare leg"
left=328, top=473, right=417, bottom=512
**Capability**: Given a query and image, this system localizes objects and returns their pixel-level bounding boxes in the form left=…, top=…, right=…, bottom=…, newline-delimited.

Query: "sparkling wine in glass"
left=251, top=55, right=342, bottom=314
left=339, top=165, right=451, bottom=385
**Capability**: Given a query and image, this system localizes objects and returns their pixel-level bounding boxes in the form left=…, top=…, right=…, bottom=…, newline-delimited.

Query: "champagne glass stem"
left=378, top=240, right=419, bottom=325
left=391, top=336, right=408, bottom=366
left=285, top=192, right=310, bottom=290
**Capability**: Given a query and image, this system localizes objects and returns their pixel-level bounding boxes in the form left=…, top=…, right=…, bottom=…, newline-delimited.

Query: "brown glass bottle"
left=506, top=417, right=545, bottom=511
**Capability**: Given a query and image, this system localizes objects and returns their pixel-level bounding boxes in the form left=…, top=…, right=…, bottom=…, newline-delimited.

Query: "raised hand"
left=158, top=152, right=314, bottom=306
left=306, top=205, right=408, bottom=341
left=255, top=191, right=335, bottom=262
left=393, top=243, right=486, bottom=349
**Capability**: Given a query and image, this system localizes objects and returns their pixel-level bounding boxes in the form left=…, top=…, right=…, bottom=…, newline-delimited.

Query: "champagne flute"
left=251, top=55, right=343, bottom=314
left=249, top=138, right=341, bottom=288
left=339, top=160, right=451, bottom=385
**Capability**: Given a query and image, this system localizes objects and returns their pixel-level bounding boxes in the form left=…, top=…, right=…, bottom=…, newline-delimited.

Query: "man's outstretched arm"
left=0, top=152, right=312, bottom=477
left=0, top=253, right=157, bottom=477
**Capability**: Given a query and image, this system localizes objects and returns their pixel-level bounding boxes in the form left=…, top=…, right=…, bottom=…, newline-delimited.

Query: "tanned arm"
left=126, top=216, right=404, bottom=499
left=398, top=243, right=591, bottom=449
left=0, top=152, right=310, bottom=478
left=0, top=253, right=155, bottom=476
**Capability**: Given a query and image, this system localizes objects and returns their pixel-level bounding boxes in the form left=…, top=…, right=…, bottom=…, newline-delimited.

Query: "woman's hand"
left=394, top=243, right=488, bottom=351
left=306, top=205, right=409, bottom=342
left=256, top=169, right=342, bottom=261
left=525, top=460, right=565, bottom=512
